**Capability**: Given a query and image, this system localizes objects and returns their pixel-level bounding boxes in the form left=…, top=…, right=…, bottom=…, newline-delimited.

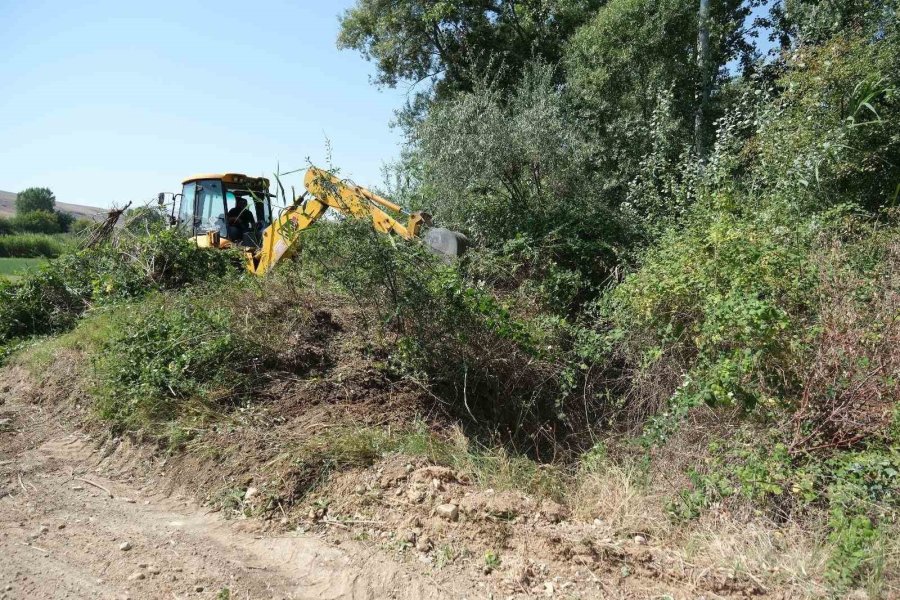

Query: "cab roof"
left=181, top=173, right=270, bottom=188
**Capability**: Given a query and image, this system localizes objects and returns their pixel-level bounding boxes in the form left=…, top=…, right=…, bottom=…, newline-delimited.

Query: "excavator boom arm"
left=303, top=167, right=429, bottom=239
left=249, top=167, right=429, bottom=275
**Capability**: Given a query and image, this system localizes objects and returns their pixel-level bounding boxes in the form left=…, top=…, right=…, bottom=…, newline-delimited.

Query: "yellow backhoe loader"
left=158, top=167, right=467, bottom=275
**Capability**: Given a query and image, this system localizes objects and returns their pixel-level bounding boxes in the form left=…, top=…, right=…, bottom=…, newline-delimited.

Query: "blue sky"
left=0, top=0, right=410, bottom=208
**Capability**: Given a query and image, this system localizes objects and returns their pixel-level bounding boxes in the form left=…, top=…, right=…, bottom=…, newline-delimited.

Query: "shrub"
left=74, top=226, right=244, bottom=299
left=411, top=63, right=636, bottom=312
left=598, top=206, right=820, bottom=422
left=91, top=293, right=267, bottom=432
left=0, top=265, right=86, bottom=343
left=10, top=210, right=63, bottom=234
left=825, top=448, right=900, bottom=589
left=791, top=223, right=900, bottom=452
left=7, top=209, right=79, bottom=234
left=0, top=217, right=11, bottom=236
left=0, top=228, right=243, bottom=349
left=597, top=25, right=900, bottom=425
left=671, top=428, right=900, bottom=590
left=56, top=211, right=74, bottom=233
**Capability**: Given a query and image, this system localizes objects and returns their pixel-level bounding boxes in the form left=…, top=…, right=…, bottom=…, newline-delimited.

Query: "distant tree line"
left=0, top=187, right=93, bottom=235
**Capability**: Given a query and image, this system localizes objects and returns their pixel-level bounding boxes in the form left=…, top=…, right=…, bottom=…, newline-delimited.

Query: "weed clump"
left=91, top=293, right=268, bottom=433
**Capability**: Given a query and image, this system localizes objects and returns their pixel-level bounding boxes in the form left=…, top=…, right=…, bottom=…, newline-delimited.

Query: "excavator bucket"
left=423, top=227, right=469, bottom=261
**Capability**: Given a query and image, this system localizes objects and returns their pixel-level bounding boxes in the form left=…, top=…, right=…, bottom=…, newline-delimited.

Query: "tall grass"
left=0, top=233, right=72, bottom=258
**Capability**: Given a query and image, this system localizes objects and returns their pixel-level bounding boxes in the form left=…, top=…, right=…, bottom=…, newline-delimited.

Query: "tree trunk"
left=695, top=0, right=711, bottom=160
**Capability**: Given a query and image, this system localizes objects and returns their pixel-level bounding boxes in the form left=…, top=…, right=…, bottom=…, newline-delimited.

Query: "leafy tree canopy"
left=16, top=187, right=56, bottom=215
left=563, top=0, right=753, bottom=210
left=338, top=0, right=603, bottom=103
left=767, top=0, right=899, bottom=47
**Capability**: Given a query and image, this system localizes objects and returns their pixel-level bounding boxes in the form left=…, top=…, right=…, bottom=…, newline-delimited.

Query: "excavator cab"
left=175, top=173, right=273, bottom=247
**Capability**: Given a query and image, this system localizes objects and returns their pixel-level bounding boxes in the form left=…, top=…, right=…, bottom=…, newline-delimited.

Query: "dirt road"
left=0, top=397, right=462, bottom=600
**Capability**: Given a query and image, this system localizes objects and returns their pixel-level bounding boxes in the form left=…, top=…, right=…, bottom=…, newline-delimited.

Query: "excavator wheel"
left=423, top=227, right=469, bottom=262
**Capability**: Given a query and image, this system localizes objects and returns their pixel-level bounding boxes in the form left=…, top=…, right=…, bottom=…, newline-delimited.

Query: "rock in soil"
left=435, top=504, right=459, bottom=521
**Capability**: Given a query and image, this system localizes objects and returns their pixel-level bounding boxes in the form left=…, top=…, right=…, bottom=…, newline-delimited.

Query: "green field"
left=0, top=257, right=45, bottom=281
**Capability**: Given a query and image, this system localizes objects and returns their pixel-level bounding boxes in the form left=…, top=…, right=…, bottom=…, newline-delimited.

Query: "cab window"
left=179, top=182, right=196, bottom=231
left=255, top=194, right=272, bottom=226
left=224, top=186, right=272, bottom=228
left=195, top=180, right=226, bottom=235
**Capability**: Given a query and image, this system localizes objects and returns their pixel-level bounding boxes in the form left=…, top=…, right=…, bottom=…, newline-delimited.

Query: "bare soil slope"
left=0, top=378, right=464, bottom=600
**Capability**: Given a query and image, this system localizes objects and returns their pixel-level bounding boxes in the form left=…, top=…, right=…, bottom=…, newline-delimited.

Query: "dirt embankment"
left=0, top=369, right=462, bottom=600
left=0, top=300, right=783, bottom=599
left=0, top=367, right=769, bottom=600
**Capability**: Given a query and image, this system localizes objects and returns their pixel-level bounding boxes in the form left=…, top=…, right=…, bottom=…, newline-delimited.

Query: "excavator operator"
left=227, top=196, right=256, bottom=242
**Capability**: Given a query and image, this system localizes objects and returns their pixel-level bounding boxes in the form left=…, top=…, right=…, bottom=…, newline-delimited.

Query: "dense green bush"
left=10, top=210, right=65, bottom=234
left=667, top=426, right=899, bottom=591
left=0, top=228, right=243, bottom=350
left=91, top=293, right=266, bottom=432
left=9, top=209, right=76, bottom=234
left=0, top=267, right=86, bottom=344
left=409, top=64, right=635, bottom=312
left=0, top=233, right=71, bottom=258
left=599, top=23, right=900, bottom=419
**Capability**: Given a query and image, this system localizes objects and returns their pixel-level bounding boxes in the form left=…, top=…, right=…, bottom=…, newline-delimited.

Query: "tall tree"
left=767, top=0, right=899, bottom=46
left=338, top=0, right=603, bottom=104
left=16, top=187, right=56, bottom=214
left=564, top=0, right=750, bottom=205
left=695, top=0, right=712, bottom=159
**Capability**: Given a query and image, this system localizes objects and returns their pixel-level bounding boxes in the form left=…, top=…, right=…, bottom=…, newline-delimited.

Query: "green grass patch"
left=14, top=308, right=117, bottom=375
left=0, top=257, right=45, bottom=281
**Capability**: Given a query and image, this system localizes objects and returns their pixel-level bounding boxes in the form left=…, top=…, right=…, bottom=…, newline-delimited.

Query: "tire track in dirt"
left=0, top=397, right=462, bottom=600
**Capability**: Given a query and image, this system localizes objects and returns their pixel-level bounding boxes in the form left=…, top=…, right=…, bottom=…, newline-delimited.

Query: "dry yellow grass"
left=571, top=464, right=671, bottom=538
left=679, top=511, right=830, bottom=598
left=565, top=459, right=880, bottom=598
